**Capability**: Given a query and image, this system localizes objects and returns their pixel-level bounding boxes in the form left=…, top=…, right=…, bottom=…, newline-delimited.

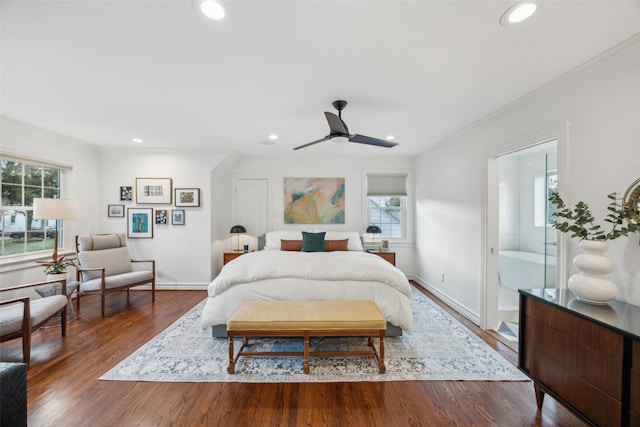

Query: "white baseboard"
left=412, top=276, right=481, bottom=326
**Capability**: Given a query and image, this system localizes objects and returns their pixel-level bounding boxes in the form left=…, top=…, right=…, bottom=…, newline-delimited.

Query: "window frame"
left=1, top=156, right=70, bottom=260
left=364, top=170, right=411, bottom=243
left=367, top=195, right=407, bottom=240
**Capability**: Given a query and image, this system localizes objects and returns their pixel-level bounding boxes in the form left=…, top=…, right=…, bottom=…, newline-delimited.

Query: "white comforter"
left=200, top=250, right=413, bottom=332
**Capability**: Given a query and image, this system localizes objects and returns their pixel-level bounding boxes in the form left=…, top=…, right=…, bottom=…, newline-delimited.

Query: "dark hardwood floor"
left=0, top=286, right=587, bottom=426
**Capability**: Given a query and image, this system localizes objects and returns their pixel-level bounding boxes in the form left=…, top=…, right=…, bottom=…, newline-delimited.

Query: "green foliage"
left=37, top=254, right=74, bottom=274
left=549, top=191, right=640, bottom=241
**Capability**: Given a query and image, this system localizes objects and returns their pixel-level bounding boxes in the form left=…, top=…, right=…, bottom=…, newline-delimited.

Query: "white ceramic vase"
left=568, top=240, right=617, bottom=304
left=47, top=272, right=68, bottom=281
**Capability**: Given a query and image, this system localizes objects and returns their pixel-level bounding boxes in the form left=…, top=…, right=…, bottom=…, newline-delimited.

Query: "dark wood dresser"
left=519, top=288, right=640, bottom=427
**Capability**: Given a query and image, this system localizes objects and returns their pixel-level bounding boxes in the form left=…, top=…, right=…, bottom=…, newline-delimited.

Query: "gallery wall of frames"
left=107, top=177, right=200, bottom=238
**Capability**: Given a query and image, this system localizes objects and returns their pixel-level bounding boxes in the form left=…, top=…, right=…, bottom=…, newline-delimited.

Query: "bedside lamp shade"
left=366, top=225, right=382, bottom=235
left=229, top=225, right=247, bottom=251
left=229, top=225, right=247, bottom=234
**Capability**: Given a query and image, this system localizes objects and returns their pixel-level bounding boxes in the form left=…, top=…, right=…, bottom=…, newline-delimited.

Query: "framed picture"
left=284, top=177, right=345, bottom=224
left=127, top=208, right=153, bottom=238
left=175, top=188, right=201, bottom=207
left=135, top=178, right=172, bottom=204
left=120, top=186, right=133, bottom=201
left=171, top=209, right=185, bottom=225
left=155, top=209, right=168, bottom=225
left=108, top=204, right=125, bottom=217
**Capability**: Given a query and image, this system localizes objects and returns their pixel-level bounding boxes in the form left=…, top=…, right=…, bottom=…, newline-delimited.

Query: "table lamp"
left=229, top=225, right=247, bottom=252
left=33, top=198, right=79, bottom=261
left=366, top=225, right=382, bottom=251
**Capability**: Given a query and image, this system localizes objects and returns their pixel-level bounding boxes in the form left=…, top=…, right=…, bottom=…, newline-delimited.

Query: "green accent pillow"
left=301, top=231, right=326, bottom=252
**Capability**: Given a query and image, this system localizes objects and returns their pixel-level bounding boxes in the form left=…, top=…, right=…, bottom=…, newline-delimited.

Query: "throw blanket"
left=209, top=250, right=412, bottom=298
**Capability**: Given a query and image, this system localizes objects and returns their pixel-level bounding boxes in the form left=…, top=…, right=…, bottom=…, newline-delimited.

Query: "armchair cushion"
left=78, top=247, right=133, bottom=281
left=79, top=270, right=154, bottom=292
left=0, top=295, right=68, bottom=336
left=77, top=233, right=125, bottom=251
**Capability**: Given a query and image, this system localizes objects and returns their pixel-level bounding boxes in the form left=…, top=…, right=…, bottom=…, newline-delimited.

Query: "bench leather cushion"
left=227, top=300, right=386, bottom=331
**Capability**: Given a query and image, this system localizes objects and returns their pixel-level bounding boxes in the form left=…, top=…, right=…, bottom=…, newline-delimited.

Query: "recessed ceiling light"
left=268, top=134, right=278, bottom=140
left=196, top=0, right=225, bottom=20
left=500, top=2, right=537, bottom=26
left=132, top=138, right=144, bottom=144
left=385, top=135, right=396, bottom=141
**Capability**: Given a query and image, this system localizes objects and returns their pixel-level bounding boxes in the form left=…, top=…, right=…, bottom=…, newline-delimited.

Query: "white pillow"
left=264, top=230, right=304, bottom=250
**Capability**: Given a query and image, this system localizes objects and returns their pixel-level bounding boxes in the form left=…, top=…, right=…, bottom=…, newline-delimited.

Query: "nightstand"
left=223, top=251, right=245, bottom=265
left=368, top=251, right=395, bottom=266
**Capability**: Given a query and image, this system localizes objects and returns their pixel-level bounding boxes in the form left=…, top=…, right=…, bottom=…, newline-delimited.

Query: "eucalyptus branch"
left=549, top=191, right=639, bottom=241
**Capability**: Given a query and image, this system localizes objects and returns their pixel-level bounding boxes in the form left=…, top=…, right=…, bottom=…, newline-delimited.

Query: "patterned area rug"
left=100, top=288, right=527, bottom=382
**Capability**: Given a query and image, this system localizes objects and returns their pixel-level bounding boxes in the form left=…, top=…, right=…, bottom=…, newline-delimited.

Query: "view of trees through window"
left=1, top=159, right=62, bottom=256
left=368, top=196, right=405, bottom=238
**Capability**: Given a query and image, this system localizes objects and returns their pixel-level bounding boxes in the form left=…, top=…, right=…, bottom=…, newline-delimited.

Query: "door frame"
left=231, top=175, right=270, bottom=237
left=480, top=122, right=570, bottom=330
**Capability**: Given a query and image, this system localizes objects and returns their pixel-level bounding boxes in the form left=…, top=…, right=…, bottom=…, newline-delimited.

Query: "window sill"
left=0, top=250, right=76, bottom=273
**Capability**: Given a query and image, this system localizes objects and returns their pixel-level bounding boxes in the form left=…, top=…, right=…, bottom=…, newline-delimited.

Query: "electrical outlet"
left=440, top=272, right=445, bottom=282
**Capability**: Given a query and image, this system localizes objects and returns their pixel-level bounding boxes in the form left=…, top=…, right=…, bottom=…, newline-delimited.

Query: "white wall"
left=0, top=117, right=100, bottom=286
left=414, top=36, right=640, bottom=321
left=227, top=156, right=415, bottom=274
left=95, top=149, right=228, bottom=288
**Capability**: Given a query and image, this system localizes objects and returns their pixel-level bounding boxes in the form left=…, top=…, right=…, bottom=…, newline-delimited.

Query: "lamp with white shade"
left=33, top=198, right=79, bottom=267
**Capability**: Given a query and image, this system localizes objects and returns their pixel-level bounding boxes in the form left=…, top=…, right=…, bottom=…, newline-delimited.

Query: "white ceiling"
left=2, top=1, right=639, bottom=158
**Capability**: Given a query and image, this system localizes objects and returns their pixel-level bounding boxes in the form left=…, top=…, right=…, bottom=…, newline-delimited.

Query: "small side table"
left=223, top=251, right=246, bottom=265
left=368, top=250, right=396, bottom=266
left=35, top=281, right=79, bottom=326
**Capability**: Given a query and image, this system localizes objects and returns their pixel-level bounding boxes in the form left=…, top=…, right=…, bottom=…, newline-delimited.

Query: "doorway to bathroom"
left=496, top=140, right=557, bottom=344
left=483, top=130, right=567, bottom=348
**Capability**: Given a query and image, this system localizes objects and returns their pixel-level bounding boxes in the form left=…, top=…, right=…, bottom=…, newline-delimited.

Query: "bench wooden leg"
left=227, top=335, right=235, bottom=374
left=304, top=332, right=310, bottom=374
left=379, top=333, right=386, bottom=374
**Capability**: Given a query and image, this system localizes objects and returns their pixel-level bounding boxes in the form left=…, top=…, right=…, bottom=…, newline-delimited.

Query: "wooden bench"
left=226, top=300, right=386, bottom=374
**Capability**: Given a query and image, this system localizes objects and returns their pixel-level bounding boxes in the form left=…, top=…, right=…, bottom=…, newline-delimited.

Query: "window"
left=1, top=158, right=64, bottom=257
left=366, top=174, right=408, bottom=240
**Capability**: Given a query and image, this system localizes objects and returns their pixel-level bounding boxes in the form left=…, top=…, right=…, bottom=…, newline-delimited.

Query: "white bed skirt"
left=200, top=277, right=413, bottom=333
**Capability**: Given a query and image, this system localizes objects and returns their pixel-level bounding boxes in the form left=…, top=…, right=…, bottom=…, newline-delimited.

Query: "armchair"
left=75, top=233, right=155, bottom=317
left=0, top=279, right=68, bottom=367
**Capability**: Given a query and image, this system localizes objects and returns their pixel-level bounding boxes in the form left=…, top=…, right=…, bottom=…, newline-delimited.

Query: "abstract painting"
left=284, top=178, right=345, bottom=224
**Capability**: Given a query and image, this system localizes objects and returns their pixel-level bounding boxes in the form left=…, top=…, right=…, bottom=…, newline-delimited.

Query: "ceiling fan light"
left=198, top=0, right=225, bottom=20
left=332, top=135, right=349, bottom=144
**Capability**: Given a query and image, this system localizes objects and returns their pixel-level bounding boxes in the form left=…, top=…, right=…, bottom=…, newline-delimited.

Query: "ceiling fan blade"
left=293, top=136, right=331, bottom=150
left=324, top=112, right=349, bottom=135
left=349, top=134, right=399, bottom=148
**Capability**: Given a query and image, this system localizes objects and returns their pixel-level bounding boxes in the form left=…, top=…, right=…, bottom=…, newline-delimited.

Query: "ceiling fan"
left=293, top=100, right=399, bottom=150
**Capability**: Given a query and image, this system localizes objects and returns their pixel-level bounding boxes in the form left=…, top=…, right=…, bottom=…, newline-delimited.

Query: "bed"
left=200, top=230, right=413, bottom=337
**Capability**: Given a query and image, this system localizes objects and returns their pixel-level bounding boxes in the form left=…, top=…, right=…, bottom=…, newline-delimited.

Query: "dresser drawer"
left=520, top=295, right=623, bottom=426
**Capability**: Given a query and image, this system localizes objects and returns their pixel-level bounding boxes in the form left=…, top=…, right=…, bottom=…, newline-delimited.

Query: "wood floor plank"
left=0, top=286, right=588, bottom=426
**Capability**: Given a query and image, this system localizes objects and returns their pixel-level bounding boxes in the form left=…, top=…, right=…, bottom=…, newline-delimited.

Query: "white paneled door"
left=233, top=179, right=268, bottom=238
